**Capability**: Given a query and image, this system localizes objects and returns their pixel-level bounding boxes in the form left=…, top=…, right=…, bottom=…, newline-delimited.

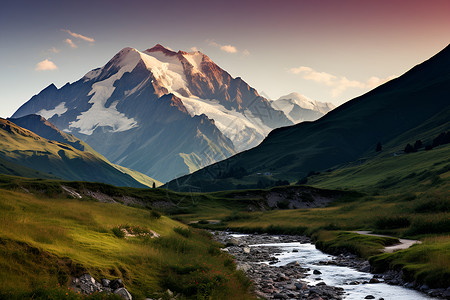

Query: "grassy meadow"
left=0, top=185, right=253, bottom=299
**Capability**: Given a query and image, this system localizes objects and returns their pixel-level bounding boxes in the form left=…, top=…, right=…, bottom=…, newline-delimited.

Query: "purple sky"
left=1, top=0, right=449, bottom=117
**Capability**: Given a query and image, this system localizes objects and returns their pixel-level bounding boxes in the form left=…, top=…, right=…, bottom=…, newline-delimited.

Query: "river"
left=217, top=233, right=435, bottom=300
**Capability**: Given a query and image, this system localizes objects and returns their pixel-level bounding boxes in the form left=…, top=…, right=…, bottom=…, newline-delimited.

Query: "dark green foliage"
left=414, top=140, right=423, bottom=150
left=222, top=212, right=252, bottom=222
left=413, top=198, right=450, bottom=213
left=112, top=227, right=125, bottom=238
left=404, top=217, right=450, bottom=236
left=404, top=143, right=416, bottom=153
left=376, top=142, right=382, bottom=152
left=150, top=210, right=161, bottom=219
left=152, top=182, right=156, bottom=188
left=173, top=227, right=192, bottom=238
left=432, top=131, right=450, bottom=148
left=374, top=216, right=411, bottom=229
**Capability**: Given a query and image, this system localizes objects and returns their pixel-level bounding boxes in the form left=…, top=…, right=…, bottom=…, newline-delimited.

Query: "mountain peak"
left=145, top=44, right=177, bottom=56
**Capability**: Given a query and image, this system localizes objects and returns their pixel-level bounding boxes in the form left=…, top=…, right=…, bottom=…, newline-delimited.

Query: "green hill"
left=0, top=118, right=156, bottom=188
left=0, top=115, right=161, bottom=187
left=166, top=44, right=450, bottom=192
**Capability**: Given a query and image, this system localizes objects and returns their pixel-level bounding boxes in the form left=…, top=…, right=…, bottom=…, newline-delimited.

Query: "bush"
left=404, top=217, right=450, bottom=236
left=173, top=227, right=192, bottom=238
left=112, top=227, right=125, bottom=238
left=374, top=216, right=411, bottom=229
left=413, top=198, right=450, bottom=213
left=150, top=210, right=161, bottom=219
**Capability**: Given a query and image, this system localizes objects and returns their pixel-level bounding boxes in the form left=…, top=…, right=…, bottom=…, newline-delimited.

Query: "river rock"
left=364, top=295, right=375, bottom=299
left=313, top=269, right=322, bottom=275
left=369, top=277, right=380, bottom=283
left=114, top=287, right=132, bottom=300
left=243, top=246, right=251, bottom=253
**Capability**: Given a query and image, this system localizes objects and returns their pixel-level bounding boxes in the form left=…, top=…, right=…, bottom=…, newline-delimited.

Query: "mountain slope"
left=8, top=114, right=162, bottom=187
left=0, top=118, right=153, bottom=187
left=166, top=44, right=450, bottom=191
left=12, top=45, right=292, bottom=181
left=271, top=92, right=335, bottom=123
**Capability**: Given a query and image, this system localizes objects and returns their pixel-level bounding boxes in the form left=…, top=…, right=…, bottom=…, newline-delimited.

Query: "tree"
left=404, top=143, right=415, bottom=153
left=414, top=140, right=423, bottom=150
left=375, top=142, right=382, bottom=152
left=152, top=182, right=156, bottom=188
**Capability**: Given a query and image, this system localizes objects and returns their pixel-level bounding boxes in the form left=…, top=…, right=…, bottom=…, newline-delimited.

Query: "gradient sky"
left=1, top=0, right=449, bottom=118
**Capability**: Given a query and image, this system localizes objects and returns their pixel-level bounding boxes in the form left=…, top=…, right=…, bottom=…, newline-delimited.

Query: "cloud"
left=220, top=45, right=238, bottom=53
left=65, top=38, right=77, bottom=48
left=48, top=47, right=60, bottom=53
left=207, top=40, right=240, bottom=54
left=190, top=46, right=200, bottom=52
left=62, top=29, right=95, bottom=43
left=289, top=66, right=396, bottom=97
left=35, top=59, right=58, bottom=71
left=242, top=49, right=250, bottom=56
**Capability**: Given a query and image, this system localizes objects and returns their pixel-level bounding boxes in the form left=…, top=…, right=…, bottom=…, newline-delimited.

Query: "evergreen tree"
left=375, top=142, right=382, bottom=152
left=152, top=182, right=156, bottom=188
left=404, top=143, right=415, bottom=153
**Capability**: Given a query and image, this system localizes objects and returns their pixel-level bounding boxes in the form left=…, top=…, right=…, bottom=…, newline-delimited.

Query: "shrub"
left=374, top=216, right=411, bottom=229
left=173, top=227, right=192, bottom=238
left=112, top=227, right=125, bottom=238
left=150, top=210, right=161, bottom=219
left=413, top=198, right=450, bottom=213
left=404, top=217, right=450, bottom=236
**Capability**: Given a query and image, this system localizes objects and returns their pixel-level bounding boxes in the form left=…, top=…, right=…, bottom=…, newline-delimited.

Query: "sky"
left=1, top=0, right=449, bottom=118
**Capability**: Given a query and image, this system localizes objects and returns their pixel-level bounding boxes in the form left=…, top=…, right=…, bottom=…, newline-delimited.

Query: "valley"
left=0, top=4, right=449, bottom=298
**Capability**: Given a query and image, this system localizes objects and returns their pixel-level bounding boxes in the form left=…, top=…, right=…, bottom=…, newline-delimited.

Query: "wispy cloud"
left=48, top=47, right=60, bottom=54
left=289, top=66, right=396, bottom=97
left=242, top=49, right=250, bottom=56
left=190, top=46, right=200, bottom=52
left=220, top=45, right=238, bottom=53
left=65, top=38, right=77, bottom=48
left=35, top=59, right=58, bottom=71
left=62, top=29, right=95, bottom=43
left=207, top=40, right=243, bottom=54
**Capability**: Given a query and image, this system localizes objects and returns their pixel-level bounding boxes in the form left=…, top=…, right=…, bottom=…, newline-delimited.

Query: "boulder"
left=114, top=287, right=132, bottom=300
left=313, top=269, right=322, bottom=275
left=110, top=278, right=124, bottom=290
left=364, top=295, right=375, bottom=299
left=101, top=278, right=111, bottom=287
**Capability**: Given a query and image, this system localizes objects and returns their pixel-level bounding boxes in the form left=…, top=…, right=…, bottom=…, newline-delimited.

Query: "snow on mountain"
left=11, top=44, right=292, bottom=181
left=37, top=102, right=67, bottom=119
left=271, top=92, right=335, bottom=123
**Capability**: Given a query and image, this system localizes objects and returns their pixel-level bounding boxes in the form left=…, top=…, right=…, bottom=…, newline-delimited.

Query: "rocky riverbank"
left=212, top=232, right=449, bottom=300
left=213, top=232, right=348, bottom=299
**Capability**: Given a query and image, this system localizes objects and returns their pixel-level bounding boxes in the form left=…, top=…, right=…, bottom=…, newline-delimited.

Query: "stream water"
left=231, top=234, right=433, bottom=299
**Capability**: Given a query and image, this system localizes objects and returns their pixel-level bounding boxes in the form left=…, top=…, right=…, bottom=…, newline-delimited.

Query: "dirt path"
left=355, top=231, right=421, bottom=253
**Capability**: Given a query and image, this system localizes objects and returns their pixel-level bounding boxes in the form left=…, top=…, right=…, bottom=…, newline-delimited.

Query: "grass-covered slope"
left=0, top=118, right=156, bottom=188
left=7, top=115, right=162, bottom=187
left=0, top=178, right=253, bottom=299
left=166, top=44, right=450, bottom=192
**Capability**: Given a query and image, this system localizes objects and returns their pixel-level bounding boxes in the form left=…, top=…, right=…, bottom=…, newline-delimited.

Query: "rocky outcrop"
left=71, top=274, right=132, bottom=299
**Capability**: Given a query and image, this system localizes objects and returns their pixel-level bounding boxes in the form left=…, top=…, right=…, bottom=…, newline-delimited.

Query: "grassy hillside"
left=0, top=118, right=156, bottom=188
left=0, top=179, right=253, bottom=299
left=185, top=144, right=450, bottom=288
left=166, top=44, right=450, bottom=192
left=6, top=115, right=162, bottom=187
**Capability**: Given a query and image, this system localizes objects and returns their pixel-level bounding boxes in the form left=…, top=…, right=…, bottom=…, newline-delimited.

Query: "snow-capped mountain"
left=12, top=45, right=292, bottom=181
left=271, top=92, right=335, bottom=123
